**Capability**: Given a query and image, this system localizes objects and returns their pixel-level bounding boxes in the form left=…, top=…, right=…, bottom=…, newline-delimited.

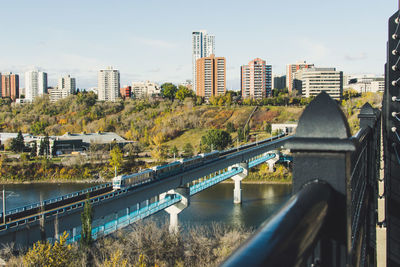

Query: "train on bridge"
left=1, top=132, right=287, bottom=228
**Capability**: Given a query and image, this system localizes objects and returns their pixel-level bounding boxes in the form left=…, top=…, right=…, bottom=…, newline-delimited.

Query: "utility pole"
left=2, top=186, right=5, bottom=225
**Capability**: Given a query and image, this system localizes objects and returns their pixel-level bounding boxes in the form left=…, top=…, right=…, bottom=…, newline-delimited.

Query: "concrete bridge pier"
left=163, top=186, right=190, bottom=233
left=229, top=162, right=248, bottom=204
left=265, top=152, right=280, bottom=172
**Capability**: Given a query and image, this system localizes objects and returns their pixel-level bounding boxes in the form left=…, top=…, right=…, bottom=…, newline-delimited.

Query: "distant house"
left=53, top=132, right=131, bottom=154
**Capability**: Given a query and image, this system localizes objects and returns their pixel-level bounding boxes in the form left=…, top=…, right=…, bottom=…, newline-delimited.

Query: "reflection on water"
left=0, top=182, right=292, bottom=230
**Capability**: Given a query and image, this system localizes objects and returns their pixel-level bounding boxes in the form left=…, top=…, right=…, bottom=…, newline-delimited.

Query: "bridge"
left=0, top=131, right=291, bottom=246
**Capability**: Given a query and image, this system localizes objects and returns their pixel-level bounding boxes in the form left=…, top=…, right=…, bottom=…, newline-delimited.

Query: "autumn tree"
left=150, top=132, right=167, bottom=162
left=109, top=145, right=123, bottom=175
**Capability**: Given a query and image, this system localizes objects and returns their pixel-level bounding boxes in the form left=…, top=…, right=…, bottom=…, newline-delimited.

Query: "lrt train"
left=112, top=132, right=287, bottom=191
left=112, top=151, right=220, bottom=190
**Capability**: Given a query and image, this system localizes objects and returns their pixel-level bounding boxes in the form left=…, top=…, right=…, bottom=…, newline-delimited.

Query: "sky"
left=0, top=0, right=397, bottom=90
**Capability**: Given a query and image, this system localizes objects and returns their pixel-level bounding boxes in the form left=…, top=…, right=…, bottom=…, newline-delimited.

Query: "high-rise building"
left=48, top=75, right=76, bottom=102
left=25, top=70, right=47, bottom=102
left=196, top=54, right=225, bottom=100
left=98, top=67, right=120, bottom=102
left=298, top=67, right=343, bottom=100
left=241, top=58, right=272, bottom=99
left=286, top=61, right=314, bottom=94
left=273, top=75, right=286, bottom=90
left=1, top=73, right=19, bottom=101
left=192, top=30, right=215, bottom=92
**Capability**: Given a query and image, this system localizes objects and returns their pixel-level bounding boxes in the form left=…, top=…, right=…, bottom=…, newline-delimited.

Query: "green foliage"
left=226, top=122, right=235, bottom=133
left=182, top=143, right=194, bottom=158
left=161, top=83, right=178, bottom=100
left=80, top=195, right=93, bottom=248
left=30, top=141, right=37, bottom=158
left=39, top=134, right=50, bottom=156
left=170, top=145, right=179, bottom=157
left=175, top=85, right=194, bottom=101
left=343, top=89, right=360, bottom=100
left=201, top=129, right=232, bottom=152
left=31, top=121, right=49, bottom=135
left=10, top=130, right=25, bottom=152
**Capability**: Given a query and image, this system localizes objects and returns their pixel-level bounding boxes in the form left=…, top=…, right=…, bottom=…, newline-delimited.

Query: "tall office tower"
left=192, top=30, right=215, bottom=92
left=241, top=58, right=272, bottom=99
left=25, top=70, right=48, bottom=102
left=98, top=67, right=120, bottom=102
left=196, top=54, right=225, bottom=100
left=298, top=67, right=343, bottom=100
left=1, top=73, right=19, bottom=101
left=286, top=61, right=314, bottom=94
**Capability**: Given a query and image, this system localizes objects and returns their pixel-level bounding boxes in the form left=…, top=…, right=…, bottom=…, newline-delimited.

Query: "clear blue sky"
left=0, top=0, right=396, bottom=90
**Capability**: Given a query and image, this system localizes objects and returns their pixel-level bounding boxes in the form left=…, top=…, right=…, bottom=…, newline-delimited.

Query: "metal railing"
left=222, top=92, right=381, bottom=267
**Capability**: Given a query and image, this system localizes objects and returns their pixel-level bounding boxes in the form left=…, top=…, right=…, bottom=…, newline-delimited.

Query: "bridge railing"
left=222, top=92, right=381, bottom=267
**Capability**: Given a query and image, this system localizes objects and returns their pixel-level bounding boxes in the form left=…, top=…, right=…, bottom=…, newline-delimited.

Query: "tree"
left=39, top=133, right=50, bottom=157
left=201, top=129, right=232, bottom=152
left=124, top=142, right=142, bottom=160
left=150, top=132, right=167, bottom=162
left=170, top=145, right=179, bottom=158
left=30, top=141, right=37, bottom=157
left=226, top=122, right=235, bottom=133
left=161, top=83, right=178, bottom=101
left=182, top=143, right=194, bottom=158
left=10, top=130, right=25, bottom=152
left=80, top=195, right=93, bottom=248
left=175, top=85, right=193, bottom=101
left=110, top=145, right=123, bottom=174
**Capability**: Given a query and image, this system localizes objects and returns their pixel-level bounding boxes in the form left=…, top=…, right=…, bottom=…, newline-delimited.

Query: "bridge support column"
left=163, top=186, right=190, bottom=233
left=230, top=162, right=248, bottom=204
left=265, top=152, right=280, bottom=172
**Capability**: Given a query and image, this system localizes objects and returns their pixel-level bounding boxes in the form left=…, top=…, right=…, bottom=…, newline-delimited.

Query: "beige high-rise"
left=196, top=54, right=226, bottom=100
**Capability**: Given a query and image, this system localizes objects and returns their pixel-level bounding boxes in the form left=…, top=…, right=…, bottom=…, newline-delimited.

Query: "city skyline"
left=0, top=0, right=395, bottom=90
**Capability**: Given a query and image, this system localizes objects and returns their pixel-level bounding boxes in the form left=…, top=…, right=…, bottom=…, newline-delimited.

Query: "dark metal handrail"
left=221, top=181, right=335, bottom=267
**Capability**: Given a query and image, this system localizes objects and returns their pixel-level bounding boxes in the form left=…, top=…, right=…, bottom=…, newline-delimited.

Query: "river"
left=0, top=182, right=292, bottom=229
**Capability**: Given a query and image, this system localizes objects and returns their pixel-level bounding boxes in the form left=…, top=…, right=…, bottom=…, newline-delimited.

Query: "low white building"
left=132, top=81, right=161, bottom=98
left=271, top=123, right=297, bottom=135
left=344, top=75, right=384, bottom=93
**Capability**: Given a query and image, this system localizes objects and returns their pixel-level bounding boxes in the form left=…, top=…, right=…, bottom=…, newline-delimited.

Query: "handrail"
left=221, top=181, right=335, bottom=267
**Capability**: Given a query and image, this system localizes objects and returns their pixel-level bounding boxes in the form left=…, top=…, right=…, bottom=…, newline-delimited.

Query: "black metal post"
left=285, top=92, right=355, bottom=266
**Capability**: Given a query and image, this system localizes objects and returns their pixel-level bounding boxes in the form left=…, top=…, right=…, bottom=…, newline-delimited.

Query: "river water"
left=0, top=182, right=292, bottom=229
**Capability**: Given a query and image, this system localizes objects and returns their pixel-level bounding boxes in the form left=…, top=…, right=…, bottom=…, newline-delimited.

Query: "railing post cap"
left=358, top=102, right=376, bottom=119
left=285, top=92, right=355, bottom=152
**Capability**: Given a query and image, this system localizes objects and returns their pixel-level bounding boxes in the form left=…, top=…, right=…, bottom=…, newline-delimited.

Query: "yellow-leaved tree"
left=23, top=232, right=73, bottom=267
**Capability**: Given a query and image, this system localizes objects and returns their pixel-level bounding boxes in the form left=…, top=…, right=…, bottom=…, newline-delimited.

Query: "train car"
left=180, top=155, right=203, bottom=170
left=112, top=169, right=154, bottom=190
left=200, top=150, right=220, bottom=161
left=152, top=161, right=182, bottom=179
